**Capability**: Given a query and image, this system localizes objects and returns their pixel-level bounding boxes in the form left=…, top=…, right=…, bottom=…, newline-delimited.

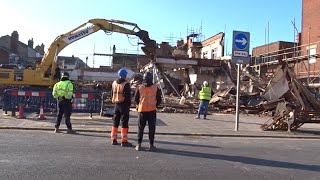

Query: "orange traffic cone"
left=37, top=105, right=46, bottom=120
left=17, top=104, right=26, bottom=119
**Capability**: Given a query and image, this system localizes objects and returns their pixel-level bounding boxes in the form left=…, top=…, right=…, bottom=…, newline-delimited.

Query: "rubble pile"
left=74, top=81, right=112, bottom=91
left=259, top=64, right=320, bottom=131
left=160, top=96, right=199, bottom=114
left=98, top=61, right=320, bottom=131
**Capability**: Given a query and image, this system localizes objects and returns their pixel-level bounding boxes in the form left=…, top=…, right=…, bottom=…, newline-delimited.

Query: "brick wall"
left=252, top=41, right=295, bottom=57
left=299, top=0, right=320, bottom=78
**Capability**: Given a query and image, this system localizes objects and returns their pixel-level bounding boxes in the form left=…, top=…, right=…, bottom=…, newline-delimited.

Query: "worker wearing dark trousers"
left=134, top=71, right=162, bottom=151
left=110, top=68, right=132, bottom=147
left=56, top=99, right=72, bottom=130
left=52, top=72, right=76, bottom=134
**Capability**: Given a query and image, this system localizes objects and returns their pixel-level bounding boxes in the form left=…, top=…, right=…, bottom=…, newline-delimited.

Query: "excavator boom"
left=0, top=18, right=157, bottom=87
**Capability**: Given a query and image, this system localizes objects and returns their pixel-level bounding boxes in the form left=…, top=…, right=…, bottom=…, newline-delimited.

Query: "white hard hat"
left=203, top=81, right=208, bottom=86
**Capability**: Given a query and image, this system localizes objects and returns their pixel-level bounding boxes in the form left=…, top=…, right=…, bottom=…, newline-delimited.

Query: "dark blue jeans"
left=197, top=100, right=209, bottom=118
left=55, top=99, right=73, bottom=129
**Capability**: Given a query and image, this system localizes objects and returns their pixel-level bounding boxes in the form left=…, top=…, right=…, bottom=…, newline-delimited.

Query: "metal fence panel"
left=3, top=89, right=102, bottom=114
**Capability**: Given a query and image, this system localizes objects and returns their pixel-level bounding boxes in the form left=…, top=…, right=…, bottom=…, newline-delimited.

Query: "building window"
left=203, top=51, right=208, bottom=59
left=309, top=48, right=316, bottom=64
left=211, top=48, right=218, bottom=59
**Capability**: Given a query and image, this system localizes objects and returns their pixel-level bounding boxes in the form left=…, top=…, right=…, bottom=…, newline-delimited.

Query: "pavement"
left=0, top=109, right=320, bottom=139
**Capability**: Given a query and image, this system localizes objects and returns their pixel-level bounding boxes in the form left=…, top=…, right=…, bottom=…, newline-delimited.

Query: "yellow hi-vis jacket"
left=198, top=86, right=212, bottom=101
left=52, top=80, right=74, bottom=99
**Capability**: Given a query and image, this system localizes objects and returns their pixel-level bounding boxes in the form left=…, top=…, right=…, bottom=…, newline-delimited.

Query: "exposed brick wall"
left=299, top=0, right=320, bottom=78
left=252, top=42, right=280, bottom=56
left=252, top=41, right=295, bottom=57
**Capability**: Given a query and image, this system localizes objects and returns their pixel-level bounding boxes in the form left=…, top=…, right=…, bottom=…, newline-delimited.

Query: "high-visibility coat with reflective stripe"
left=52, top=80, right=74, bottom=99
left=198, top=86, right=212, bottom=101
left=112, top=80, right=128, bottom=103
left=137, top=84, right=158, bottom=112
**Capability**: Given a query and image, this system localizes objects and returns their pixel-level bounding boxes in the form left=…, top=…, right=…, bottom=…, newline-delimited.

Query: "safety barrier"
left=72, top=92, right=102, bottom=113
left=2, top=89, right=103, bottom=115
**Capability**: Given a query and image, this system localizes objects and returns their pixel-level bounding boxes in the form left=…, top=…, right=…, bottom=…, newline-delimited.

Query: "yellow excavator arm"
left=0, top=18, right=157, bottom=87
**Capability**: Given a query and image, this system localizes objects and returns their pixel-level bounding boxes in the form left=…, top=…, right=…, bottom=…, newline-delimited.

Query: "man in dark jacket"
left=110, top=68, right=132, bottom=147
left=134, top=71, right=162, bottom=151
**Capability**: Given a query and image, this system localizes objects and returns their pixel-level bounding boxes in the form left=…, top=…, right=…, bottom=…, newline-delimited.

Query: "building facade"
left=299, top=0, right=320, bottom=82
left=0, top=31, right=44, bottom=66
left=200, top=32, right=224, bottom=60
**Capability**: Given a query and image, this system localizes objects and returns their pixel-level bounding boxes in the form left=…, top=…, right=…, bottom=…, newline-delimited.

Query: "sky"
left=0, top=0, right=302, bottom=67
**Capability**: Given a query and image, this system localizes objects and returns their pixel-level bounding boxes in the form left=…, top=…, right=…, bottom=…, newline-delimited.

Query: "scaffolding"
left=164, top=23, right=205, bottom=47
left=186, top=24, right=205, bottom=43
left=250, top=41, right=320, bottom=84
left=164, top=33, right=182, bottom=47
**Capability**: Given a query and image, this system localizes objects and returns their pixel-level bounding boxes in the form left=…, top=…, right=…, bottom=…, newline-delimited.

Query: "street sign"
left=232, top=30, right=250, bottom=64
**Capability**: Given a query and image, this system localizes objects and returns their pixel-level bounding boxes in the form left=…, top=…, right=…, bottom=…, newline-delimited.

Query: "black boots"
left=121, top=141, right=133, bottom=147
left=67, top=129, right=76, bottom=134
left=135, top=143, right=157, bottom=151
left=148, top=144, right=157, bottom=152
left=111, top=140, right=118, bottom=145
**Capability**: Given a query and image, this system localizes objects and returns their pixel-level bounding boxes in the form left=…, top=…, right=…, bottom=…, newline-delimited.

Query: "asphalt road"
left=0, top=130, right=320, bottom=180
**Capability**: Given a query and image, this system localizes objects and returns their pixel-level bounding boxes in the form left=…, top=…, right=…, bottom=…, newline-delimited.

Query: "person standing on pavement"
left=110, top=68, right=132, bottom=147
left=195, top=81, right=214, bottom=119
left=52, top=72, right=76, bottom=134
left=134, top=71, right=162, bottom=151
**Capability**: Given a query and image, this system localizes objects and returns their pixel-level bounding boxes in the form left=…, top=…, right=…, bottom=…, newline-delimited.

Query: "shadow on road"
left=155, top=140, right=220, bottom=149
left=73, top=133, right=107, bottom=138
left=295, top=129, right=320, bottom=135
left=155, top=148, right=320, bottom=172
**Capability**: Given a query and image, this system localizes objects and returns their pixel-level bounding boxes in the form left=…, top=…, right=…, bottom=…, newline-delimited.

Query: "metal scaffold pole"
left=153, top=62, right=166, bottom=103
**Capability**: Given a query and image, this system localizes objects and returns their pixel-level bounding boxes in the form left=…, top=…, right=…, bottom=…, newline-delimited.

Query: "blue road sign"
left=234, top=33, right=248, bottom=50
left=232, top=30, right=250, bottom=64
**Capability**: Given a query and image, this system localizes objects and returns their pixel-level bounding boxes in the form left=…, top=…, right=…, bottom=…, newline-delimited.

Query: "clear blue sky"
left=1, top=0, right=302, bottom=67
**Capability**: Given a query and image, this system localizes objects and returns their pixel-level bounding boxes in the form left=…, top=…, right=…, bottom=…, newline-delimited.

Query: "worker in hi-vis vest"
left=134, top=71, right=162, bottom=151
left=52, top=72, right=76, bottom=134
left=195, top=81, right=214, bottom=119
left=110, top=68, right=132, bottom=147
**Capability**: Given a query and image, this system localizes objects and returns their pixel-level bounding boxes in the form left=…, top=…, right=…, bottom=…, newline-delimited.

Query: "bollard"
left=17, top=104, right=26, bottom=119
left=11, top=109, right=16, bottom=117
left=37, top=105, right=46, bottom=120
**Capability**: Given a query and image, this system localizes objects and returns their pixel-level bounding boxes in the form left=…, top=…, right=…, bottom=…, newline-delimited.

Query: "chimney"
left=113, top=45, right=116, bottom=54
left=10, top=31, right=19, bottom=53
left=28, top=38, right=34, bottom=48
left=40, top=43, right=45, bottom=54
left=177, top=40, right=184, bottom=47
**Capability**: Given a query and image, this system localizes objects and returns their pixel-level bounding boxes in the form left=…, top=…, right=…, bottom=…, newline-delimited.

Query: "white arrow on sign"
left=235, top=38, right=247, bottom=45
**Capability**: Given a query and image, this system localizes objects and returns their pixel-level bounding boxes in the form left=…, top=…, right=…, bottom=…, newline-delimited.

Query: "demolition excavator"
left=0, top=18, right=157, bottom=87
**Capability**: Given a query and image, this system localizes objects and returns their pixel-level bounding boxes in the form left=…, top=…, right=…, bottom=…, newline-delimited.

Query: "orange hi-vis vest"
left=137, top=84, right=158, bottom=112
left=112, top=80, right=128, bottom=103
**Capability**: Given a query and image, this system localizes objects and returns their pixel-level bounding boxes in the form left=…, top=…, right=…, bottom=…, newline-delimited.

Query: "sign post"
left=232, top=30, right=250, bottom=131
